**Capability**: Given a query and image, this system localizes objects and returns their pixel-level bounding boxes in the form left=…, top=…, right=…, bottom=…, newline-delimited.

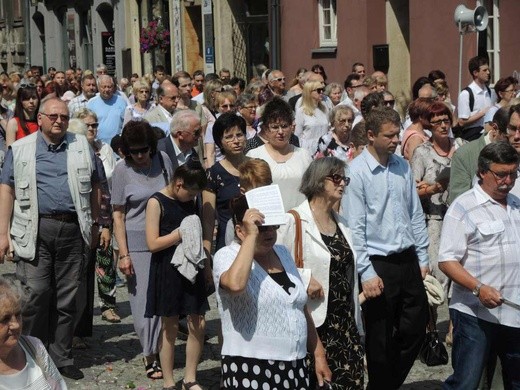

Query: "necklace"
left=310, top=207, right=336, bottom=236
left=433, top=139, right=452, bottom=157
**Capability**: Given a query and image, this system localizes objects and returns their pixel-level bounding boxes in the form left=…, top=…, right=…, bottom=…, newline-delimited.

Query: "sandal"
left=182, top=379, right=204, bottom=390
left=145, top=360, right=163, bottom=380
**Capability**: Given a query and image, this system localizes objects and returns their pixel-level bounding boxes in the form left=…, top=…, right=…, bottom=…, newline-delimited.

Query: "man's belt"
left=40, top=213, right=78, bottom=223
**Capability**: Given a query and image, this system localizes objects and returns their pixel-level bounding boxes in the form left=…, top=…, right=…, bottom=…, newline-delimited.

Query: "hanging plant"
left=140, top=19, right=170, bottom=53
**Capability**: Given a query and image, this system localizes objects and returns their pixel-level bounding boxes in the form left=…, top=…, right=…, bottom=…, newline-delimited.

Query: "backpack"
left=462, top=85, right=491, bottom=112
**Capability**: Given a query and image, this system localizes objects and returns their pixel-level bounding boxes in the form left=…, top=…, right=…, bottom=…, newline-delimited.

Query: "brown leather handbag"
left=287, top=210, right=303, bottom=268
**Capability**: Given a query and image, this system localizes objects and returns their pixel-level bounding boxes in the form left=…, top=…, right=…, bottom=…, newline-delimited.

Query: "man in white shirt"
left=457, top=56, right=496, bottom=141
left=439, top=141, right=520, bottom=389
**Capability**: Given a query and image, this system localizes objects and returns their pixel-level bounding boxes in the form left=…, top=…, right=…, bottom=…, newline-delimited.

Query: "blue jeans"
left=444, top=309, right=520, bottom=390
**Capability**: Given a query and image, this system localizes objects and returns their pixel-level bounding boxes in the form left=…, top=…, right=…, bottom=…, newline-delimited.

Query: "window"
left=318, top=0, right=337, bottom=47
left=477, top=0, right=499, bottom=84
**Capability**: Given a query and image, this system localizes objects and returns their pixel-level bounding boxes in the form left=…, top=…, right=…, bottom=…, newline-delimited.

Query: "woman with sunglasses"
left=202, top=113, right=248, bottom=256
left=5, top=84, right=40, bottom=147
left=411, top=101, right=466, bottom=332
left=111, top=120, right=174, bottom=381
left=213, top=195, right=332, bottom=389
left=295, top=80, right=330, bottom=154
left=277, top=157, right=364, bottom=389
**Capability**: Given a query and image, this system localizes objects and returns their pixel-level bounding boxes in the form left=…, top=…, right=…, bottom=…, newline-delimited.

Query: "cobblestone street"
left=1, top=262, right=452, bottom=389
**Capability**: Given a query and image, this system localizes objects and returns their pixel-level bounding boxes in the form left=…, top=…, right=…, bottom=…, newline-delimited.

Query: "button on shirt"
left=438, top=184, right=520, bottom=328
left=1, top=131, right=102, bottom=214
left=343, top=148, right=429, bottom=282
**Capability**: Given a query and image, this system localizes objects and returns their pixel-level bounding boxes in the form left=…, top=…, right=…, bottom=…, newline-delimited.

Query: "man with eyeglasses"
left=343, top=107, right=429, bottom=390
left=0, top=97, right=104, bottom=380
left=157, top=110, right=201, bottom=170
left=68, top=74, right=98, bottom=116
left=87, top=75, right=128, bottom=144
left=267, top=70, right=287, bottom=98
left=144, top=82, right=181, bottom=134
left=438, top=141, right=520, bottom=390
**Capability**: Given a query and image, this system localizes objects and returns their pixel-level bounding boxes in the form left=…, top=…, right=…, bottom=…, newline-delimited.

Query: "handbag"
left=287, top=210, right=303, bottom=268
left=419, top=306, right=449, bottom=366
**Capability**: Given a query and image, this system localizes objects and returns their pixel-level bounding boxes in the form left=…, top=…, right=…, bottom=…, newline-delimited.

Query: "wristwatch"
left=472, top=282, right=483, bottom=297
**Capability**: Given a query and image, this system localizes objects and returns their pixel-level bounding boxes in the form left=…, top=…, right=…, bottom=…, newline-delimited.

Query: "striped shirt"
left=438, top=184, right=520, bottom=328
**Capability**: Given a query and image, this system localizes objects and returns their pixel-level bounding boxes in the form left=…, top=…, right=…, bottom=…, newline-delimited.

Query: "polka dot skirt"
left=221, top=355, right=310, bottom=389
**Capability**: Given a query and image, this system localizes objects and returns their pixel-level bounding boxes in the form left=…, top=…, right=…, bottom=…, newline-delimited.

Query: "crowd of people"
left=0, top=56, right=519, bottom=390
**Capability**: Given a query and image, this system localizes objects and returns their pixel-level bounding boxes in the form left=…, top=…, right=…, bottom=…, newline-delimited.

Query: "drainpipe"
left=24, top=0, right=31, bottom=71
left=270, top=0, right=280, bottom=69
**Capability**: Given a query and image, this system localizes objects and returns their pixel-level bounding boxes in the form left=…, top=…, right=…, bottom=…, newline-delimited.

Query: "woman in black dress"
left=145, top=160, right=209, bottom=390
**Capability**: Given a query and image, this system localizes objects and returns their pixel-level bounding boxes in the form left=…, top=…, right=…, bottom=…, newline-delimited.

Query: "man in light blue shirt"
left=87, top=75, right=128, bottom=144
left=343, top=106, right=429, bottom=389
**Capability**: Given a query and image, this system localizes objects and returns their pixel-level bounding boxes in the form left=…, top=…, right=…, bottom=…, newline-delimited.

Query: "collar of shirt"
left=170, top=136, right=191, bottom=165
left=474, top=182, right=520, bottom=209
left=362, top=147, right=398, bottom=173
left=38, top=130, right=67, bottom=152
left=158, top=104, right=174, bottom=122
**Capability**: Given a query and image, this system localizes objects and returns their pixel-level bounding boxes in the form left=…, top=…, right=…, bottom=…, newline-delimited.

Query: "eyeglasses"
left=85, top=122, right=99, bottom=129
left=488, top=168, right=518, bottom=181
left=167, top=95, right=181, bottom=100
left=128, top=146, right=150, bottom=155
left=267, top=123, right=291, bottom=132
left=223, top=133, right=245, bottom=142
left=384, top=100, right=395, bottom=106
left=258, top=225, right=280, bottom=232
left=507, top=125, right=520, bottom=134
left=182, top=128, right=202, bottom=137
left=19, top=83, right=36, bottom=88
left=326, top=174, right=350, bottom=186
left=40, top=113, right=70, bottom=122
left=243, top=105, right=257, bottom=111
left=314, top=88, right=324, bottom=94
left=430, top=118, right=451, bottom=126
left=336, top=118, right=353, bottom=127
left=503, top=88, right=516, bottom=94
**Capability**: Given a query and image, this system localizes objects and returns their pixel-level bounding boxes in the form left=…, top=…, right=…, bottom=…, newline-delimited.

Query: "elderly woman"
left=295, top=80, right=330, bottom=154
left=315, top=105, right=355, bottom=162
left=124, top=79, right=155, bottom=125
left=0, top=276, right=67, bottom=389
left=5, top=84, right=40, bottom=147
left=111, top=120, right=174, bottom=380
left=483, top=76, right=518, bottom=124
left=324, top=83, right=344, bottom=107
left=278, top=157, right=364, bottom=389
left=202, top=113, right=248, bottom=255
left=213, top=195, right=332, bottom=389
left=236, top=93, right=258, bottom=139
left=247, top=97, right=312, bottom=211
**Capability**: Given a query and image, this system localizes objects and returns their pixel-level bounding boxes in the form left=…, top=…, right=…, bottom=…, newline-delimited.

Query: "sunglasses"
left=384, top=100, right=395, bottom=106
left=40, top=113, right=70, bottom=122
left=128, top=146, right=150, bottom=155
left=274, top=77, right=285, bottom=82
left=220, top=104, right=235, bottom=109
left=314, top=88, right=324, bottom=94
left=19, top=83, right=36, bottom=89
left=258, top=225, right=280, bottom=232
left=85, top=122, right=99, bottom=129
left=326, top=174, right=350, bottom=186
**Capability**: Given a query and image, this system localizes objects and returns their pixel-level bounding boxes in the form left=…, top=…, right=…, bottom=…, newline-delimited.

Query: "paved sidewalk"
left=1, top=262, right=453, bottom=389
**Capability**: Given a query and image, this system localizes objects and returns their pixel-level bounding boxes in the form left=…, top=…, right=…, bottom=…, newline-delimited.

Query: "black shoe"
left=59, top=365, right=84, bottom=380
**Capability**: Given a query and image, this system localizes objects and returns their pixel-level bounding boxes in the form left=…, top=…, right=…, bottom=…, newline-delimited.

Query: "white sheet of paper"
left=245, top=184, right=286, bottom=226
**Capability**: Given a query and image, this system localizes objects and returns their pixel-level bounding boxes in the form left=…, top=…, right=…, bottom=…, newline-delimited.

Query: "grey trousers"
left=16, top=218, right=85, bottom=368
left=126, top=250, right=161, bottom=357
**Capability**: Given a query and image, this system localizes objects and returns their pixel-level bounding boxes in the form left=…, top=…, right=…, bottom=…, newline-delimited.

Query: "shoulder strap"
left=19, top=335, right=48, bottom=380
left=464, top=87, right=474, bottom=112
left=157, top=151, right=169, bottom=185
left=287, top=210, right=303, bottom=268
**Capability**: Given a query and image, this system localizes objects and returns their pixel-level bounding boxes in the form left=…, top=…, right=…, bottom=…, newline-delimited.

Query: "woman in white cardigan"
left=278, top=156, right=364, bottom=389
left=213, top=195, right=332, bottom=389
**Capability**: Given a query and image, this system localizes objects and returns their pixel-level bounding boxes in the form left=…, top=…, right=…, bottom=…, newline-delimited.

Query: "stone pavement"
left=1, top=261, right=453, bottom=389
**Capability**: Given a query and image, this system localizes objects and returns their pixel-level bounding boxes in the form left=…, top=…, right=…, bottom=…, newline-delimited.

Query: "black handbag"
left=419, top=306, right=449, bottom=366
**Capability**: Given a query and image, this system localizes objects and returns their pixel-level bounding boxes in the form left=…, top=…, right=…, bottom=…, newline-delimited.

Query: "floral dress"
left=314, top=131, right=353, bottom=162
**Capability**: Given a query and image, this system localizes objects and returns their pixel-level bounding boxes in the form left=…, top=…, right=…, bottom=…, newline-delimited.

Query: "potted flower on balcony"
left=140, top=19, right=170, bottom=54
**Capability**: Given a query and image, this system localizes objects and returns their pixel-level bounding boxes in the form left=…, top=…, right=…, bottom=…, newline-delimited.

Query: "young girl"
left=145, top=159, right=209, bottom=390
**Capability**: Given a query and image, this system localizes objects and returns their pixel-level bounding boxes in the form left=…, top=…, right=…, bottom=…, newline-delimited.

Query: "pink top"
left=401, top=128, right=430, bottom=160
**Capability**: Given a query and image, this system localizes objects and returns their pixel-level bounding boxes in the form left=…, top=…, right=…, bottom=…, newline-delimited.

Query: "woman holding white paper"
left=213, top=195, right=332, bottom=389
left=277, top=157, right=364, bottom=389
left=202, top=113, right=249, bottom=254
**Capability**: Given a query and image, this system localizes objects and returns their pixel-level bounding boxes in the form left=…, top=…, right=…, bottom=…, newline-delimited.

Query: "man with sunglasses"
left=0, top=97, right=104, bottom=380
left=267, top=70, right=287, bottom=98
left=343, top=106, right=429, bottom=389
left=438, top=141, right=520, bottom=389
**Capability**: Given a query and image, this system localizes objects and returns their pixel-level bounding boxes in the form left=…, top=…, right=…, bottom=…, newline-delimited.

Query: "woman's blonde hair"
left=302, top=80, right=325, bottom=116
